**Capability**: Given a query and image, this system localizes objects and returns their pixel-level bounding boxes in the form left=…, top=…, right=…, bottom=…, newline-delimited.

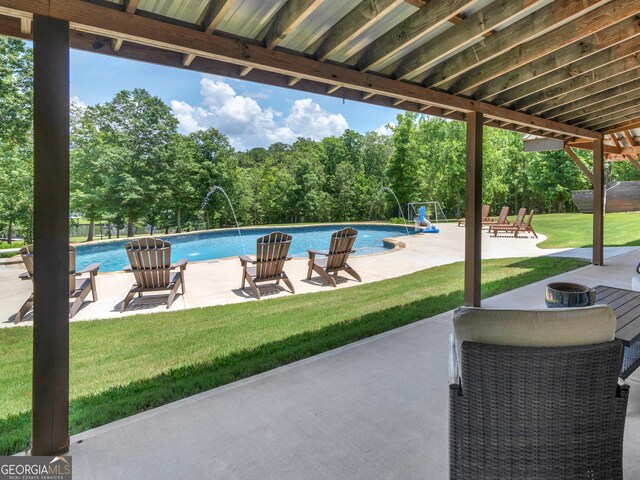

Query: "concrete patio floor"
left=67, top=247, right=640, bottom=480
left=2, top=223, right=636, bottom=327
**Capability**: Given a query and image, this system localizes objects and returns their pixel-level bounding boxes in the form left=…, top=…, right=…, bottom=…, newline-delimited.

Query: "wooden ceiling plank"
left=604, top=120, right=640, bottom=135
left=352, top=0, right=480, bottom=73
left=445, top=0, right=640, bottom=95
left=470, top=14, right=640, bottom=102
left=4, top=0, right=601, bottom=139
left=313, top=0, right=403, bottom=62
left=262, top=0, right=324, bottom=49
left=415, top=0, right=609, bottom=88
left=389, top=0, right=547, bottom=79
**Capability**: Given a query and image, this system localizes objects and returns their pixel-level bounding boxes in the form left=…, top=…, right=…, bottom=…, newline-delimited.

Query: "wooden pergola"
left=0, top=0, right=638, bottom=456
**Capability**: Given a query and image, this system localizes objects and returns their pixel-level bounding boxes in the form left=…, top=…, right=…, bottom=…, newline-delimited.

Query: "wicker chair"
left=450, top=307, right=629, bottom=480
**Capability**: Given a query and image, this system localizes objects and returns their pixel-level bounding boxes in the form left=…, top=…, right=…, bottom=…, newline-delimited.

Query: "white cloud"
left=374, top=122, right=395, bottom=136
left=171, top=77, right=348, bottom=150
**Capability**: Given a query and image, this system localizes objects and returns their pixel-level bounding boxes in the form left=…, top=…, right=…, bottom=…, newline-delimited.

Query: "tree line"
left=2, top=38, right=638, bottom=244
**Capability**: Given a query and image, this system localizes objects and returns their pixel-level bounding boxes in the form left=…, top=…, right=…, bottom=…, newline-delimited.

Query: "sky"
left=69, top=50, right=402, bottom=151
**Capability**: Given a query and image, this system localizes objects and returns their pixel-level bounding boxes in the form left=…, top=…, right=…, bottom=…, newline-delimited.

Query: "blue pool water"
left=76, top=224, right=415, bottom=272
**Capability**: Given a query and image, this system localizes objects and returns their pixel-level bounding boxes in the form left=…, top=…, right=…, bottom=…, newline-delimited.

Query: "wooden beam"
left=313, top=0, right=403, bottom=62
left=31, top=14, right=70, bottom=456
left=415, top=0, right=609, bottom=86
left=443, top=0, right=640, bottom=95
left=593, top=139, right=604, bottom=266
left=110, top=37, right=123, bottom=52
left=547, top=77, right=640, bottom=122
left=464, top=111, right=483, bottom=307
left=20, top=15, right=30, bottom=33
left=564, top=145, right=594, bottom=182
left=628, top=157, right=640, bottom=170
left=389, top=0, right=546, bottom=79
left=468, top=14, right=640, bottom=102
left=202, top=0, right=235, bottom=34
left=288, top=76, right=301, bottom=86
left=352, top=0, right=479, bottom=72
left=124, top=0, right=139, bottom=14
left=362, top=92, right=376, bottom=100
left=327, top=84, right=341, bottom=94
left=0, top=0, right=601, bottom=139
left=182, top=52, right=195, bottom=66
left=567, top=140, right=620, bottom=155
left=508, top=45, right=640, bottom=113
left=262, top=0, right=324, bottom=49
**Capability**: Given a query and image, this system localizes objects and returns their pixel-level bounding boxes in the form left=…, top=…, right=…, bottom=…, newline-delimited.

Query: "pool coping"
left=49, top=224, right=413, bottom=275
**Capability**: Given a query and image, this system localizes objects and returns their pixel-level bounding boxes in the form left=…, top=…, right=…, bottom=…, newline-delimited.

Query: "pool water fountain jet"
left=369, top=186, right=410, bottom=236
left=201, top=185, right=247, bottom=255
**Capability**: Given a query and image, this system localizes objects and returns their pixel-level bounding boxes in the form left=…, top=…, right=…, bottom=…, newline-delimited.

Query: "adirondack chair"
left=15, top=245, right=100, bottom=324
left=120, top=237, right=188, bottom=312
left=307, top=227, right=361, bottom=287
left=457, top=205, right=491, bottom=227
left=239, top=231, right=295, bottom=299
left=489, top=207, right=526, bottom=236
left=483, top=206, right=509, bottom=227
left=491, top=209, right=537, bottom=238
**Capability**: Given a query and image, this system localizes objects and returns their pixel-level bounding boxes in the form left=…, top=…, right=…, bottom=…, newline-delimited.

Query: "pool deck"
left=0, top=223, right=636, bottom=327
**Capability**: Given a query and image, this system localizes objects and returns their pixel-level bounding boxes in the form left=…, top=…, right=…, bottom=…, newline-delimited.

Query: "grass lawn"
left=512, top=212, right=640, bottom=249
left=0, top=256, right=587, bottom=455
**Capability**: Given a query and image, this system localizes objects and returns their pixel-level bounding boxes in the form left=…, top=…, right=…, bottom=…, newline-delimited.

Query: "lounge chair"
left=488, top=207, right=525, bottom=235
left=120, top=237, right=188, bottom=312
left=491, top=209, right=537, bottom=238
left=450, top=306, right=628, bottom=479
left=239, top=231, right=294, bottom=299
left=482, top=205, right=509, bottom=227
left=15, top=245, right=100, bottom=323
left=307, top=227, right=361, bottom=287
left=457, top=204, right=491, bottom=227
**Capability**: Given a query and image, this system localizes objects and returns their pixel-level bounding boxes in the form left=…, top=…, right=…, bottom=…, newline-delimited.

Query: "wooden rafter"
left=469, top=14, right=640, bottom=102
left=261, top=0, right=324, bottom=49
left=312, top=0, right=403, bottom=62
left=389, top=0, right=546, bottom=79
left=124, top=0, right=139, bottom=14
left=0, top=0, right=597, bottom=139
left=575, top=98, right=640, bottom=129
left=544, top=75, right=640, bottom=122
left=414, top=0, right=609, bottom=86
left=589, top=111, right=640, bottom=132
left=184, top=1, right=236, bottom=70
left=508, top=47, right=640, bottom=113
left=442, top=0, right=640, bottom=95
left=605, top=120, right=640, bottom=135
left=351, top=0, right=479, bottom=73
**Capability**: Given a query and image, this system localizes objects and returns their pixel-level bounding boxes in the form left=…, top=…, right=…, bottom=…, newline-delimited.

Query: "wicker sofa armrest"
left=449, top=334, right=460, bottom=386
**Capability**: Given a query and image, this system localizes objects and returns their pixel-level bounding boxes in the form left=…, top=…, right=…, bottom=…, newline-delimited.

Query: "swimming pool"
left=75, top=224, right=415, bottom=272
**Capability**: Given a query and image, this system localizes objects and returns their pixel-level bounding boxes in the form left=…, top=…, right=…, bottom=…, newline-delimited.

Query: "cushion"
left=453, top=306, right=616, bottom=364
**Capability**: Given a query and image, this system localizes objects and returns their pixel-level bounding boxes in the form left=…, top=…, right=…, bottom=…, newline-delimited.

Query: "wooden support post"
left=593, top=139, right=604, bottom=266
left=465, top=112, right=483, bottom=307
left=31, top=15, right=70, bottom=456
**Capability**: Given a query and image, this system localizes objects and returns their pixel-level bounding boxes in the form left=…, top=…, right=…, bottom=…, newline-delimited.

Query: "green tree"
left=386, top=113, right=420, bottom=215
left=86, top=89, right=178, bottom=236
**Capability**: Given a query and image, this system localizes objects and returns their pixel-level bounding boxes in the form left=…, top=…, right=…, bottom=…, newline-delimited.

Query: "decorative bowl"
left=545, top=282, right=596, bottom=308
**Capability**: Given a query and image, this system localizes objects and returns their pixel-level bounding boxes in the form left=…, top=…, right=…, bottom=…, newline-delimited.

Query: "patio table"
left=595, top=285, right=640, bottom=379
